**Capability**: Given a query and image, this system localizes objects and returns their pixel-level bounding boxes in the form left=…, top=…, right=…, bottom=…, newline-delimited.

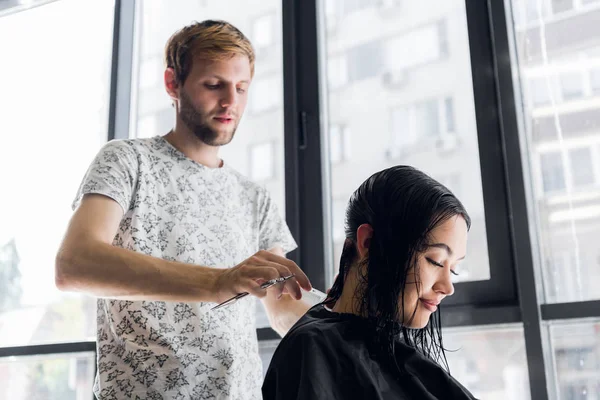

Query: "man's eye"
left=205, top=84, right=220, bottom=90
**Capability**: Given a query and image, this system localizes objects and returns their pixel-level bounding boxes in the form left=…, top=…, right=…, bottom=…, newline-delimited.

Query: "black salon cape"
left=262, top=305, right=478, bottom=400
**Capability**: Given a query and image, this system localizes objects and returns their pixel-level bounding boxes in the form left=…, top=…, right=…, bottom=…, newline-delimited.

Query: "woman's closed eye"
left=426, top=257, right=459, bottom=276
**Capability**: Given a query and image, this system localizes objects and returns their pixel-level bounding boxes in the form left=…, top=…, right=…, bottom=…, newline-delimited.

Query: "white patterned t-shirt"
left=73, top=136, right=297, bottom=400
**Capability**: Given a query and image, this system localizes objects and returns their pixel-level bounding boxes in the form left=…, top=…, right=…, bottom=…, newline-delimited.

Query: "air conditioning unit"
left=381, top=69, right=409, bottom=89
left=435, top=135, right=459, bottom=153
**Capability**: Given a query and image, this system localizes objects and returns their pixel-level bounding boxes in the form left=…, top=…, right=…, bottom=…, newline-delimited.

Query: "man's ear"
left=356, top=224, right=373, bottom=260
left=164, top=68, right=180, bottom=103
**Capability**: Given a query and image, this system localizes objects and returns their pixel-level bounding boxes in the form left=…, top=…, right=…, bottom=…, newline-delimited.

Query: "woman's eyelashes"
left=426, top=257, right=459, bottom=276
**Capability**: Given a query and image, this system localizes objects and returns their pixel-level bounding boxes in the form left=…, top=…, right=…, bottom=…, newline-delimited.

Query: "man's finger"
left=286, top=265, right=311, bottom=292
left=255, top=260, right=293, bottom=280
left=283, top=279, right=302, bottom=300
left=242, top=266, right=280, bottom=282
left=245, top=279, right=267, bottom=298
left=262, top=250, right=312, bottom=292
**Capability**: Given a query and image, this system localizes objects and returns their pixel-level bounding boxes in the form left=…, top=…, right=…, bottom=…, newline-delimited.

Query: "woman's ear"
left=356, top=224, right=373, bottom=259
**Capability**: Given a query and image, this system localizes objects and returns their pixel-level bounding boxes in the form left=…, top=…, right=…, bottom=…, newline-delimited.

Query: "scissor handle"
left=211, top=274, right=296, bottom=311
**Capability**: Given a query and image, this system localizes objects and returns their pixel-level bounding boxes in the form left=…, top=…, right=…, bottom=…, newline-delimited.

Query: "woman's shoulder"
left=280, top=305, right=372, bottom=354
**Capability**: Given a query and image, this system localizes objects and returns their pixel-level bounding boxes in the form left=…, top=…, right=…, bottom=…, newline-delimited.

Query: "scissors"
left=211, top=274, right=296, bottom=310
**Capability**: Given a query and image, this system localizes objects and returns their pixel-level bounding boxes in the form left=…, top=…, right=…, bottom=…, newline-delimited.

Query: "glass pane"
left=250, top=142, right=275, bottom=181
left=444, top=325, right=531, bottom=400
left=258, top=339, right=279, bottom=378
left=509, top=0, right=600, bottom=303
left=550, top=319, right=600, bottom=400
left=569, top=147, right=596, bottom=188
left=552, top=0, right=574, bottom=14
left=540, top=152, right=566, bottom=193
left=0, top=352, right=95, bottom=400
left=0, top=0, right=113, bottom=346
left=559, top=73, right=584, bottom=101
left=530, top=77, right=553, bottom=106
left=320, top=0, right=490, bottom=285
left=133, top=1, right=285, bottom=328
left=591, top=69, right=600, bottom=94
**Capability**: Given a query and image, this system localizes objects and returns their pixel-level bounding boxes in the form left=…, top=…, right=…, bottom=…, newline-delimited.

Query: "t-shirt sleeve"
left=258, top=191, right=297, bottom=254
left=72, top=140, right=139, bottom=214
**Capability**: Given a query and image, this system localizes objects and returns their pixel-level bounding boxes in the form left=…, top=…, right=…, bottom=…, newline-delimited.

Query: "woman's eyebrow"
left=430, top=243, right=452, bottom=255
left=429, top=243, right=466, bottom=260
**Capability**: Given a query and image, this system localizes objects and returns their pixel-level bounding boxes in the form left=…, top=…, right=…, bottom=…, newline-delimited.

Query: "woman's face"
left=400, top=215, right=468, bottom=328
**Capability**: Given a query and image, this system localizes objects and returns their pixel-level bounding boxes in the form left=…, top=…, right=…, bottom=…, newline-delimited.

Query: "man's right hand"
left=213, top=250, right=311, bottom=303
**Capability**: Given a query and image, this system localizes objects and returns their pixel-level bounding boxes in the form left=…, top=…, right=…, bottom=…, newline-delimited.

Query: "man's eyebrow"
left=208, top=74, right=250, bottom=84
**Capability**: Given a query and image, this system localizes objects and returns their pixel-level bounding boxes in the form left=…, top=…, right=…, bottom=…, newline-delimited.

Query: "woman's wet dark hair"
left=324, top=165, right=471, bottom=371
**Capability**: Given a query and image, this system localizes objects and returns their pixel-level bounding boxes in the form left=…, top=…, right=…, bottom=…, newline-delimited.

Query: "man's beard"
left=179, top=90, right=238, bottom=146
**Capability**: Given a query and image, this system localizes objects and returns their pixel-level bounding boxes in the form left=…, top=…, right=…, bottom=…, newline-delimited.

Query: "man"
left=55, top=20, right=312, bottom=400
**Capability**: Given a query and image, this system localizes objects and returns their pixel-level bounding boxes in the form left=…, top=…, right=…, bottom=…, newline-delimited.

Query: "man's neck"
left=164, top=129, right=222, bottom=168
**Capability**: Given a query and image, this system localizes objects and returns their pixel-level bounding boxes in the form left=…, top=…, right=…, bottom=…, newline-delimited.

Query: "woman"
left=262, top=166, right=477, bottom=400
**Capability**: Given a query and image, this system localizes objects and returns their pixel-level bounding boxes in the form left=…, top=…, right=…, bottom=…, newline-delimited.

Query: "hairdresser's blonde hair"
left=165, top=20, right=255, bottom=84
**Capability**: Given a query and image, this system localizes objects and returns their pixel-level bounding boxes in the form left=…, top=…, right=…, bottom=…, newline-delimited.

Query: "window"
left=551, top=319, right=600, bottom=399
left=551, top=0, right=574, bottom=14
left=590, top=69, right=600, bottom=94
left=0, top=353, right=95, bottom=399
left=340, top=0, right=376, bottom=16
left=330, top=198, right=349, bottom=276
left=321, top=0, right=490, bottom=293
left=327, top=55, right=349, bottom=90
left=138, top=56, right=162, bottom=89
left=331, top=198, right=347, bottom=242
left=347, top=42, right=384, bottom=82
left=329, top=125, right=350, bottom=164
left=560, top=72, right=584, bottom=101
left=250, top=76, right=280, bottom=113
left=540, top=152, right=566, bottom=192
left=390, top=105, right=415, bottom=149
left=530, top=77, right=552, bottom=106
left=569, top=147, right=595, bottom=187
left=513, top=0, right=548, bottom=25
left=136, top=108, right=173, bottom=139
left=252, top=13, right=276, bottom=51
left=444, top=325, right=530, bottom=400
left=390, top=97, right=456, bottom=153
left=250, top=142, right=275, bottom=181
left=511, top=0, right=600, bottom=305
left=415, top=99, right=440, bottom=138
left=445, top=97, right=455, bottom=133
left=385, top=21, right=447, bottom=71
left=0, top=0, right=113, bottom=348
left=258, top=340, right=279, bottom=378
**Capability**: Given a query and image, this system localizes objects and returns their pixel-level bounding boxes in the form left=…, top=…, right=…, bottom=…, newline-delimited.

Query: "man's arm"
left=55, top=194, right=311, bottom=303
left=261, top=247, right=312, bottom=336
